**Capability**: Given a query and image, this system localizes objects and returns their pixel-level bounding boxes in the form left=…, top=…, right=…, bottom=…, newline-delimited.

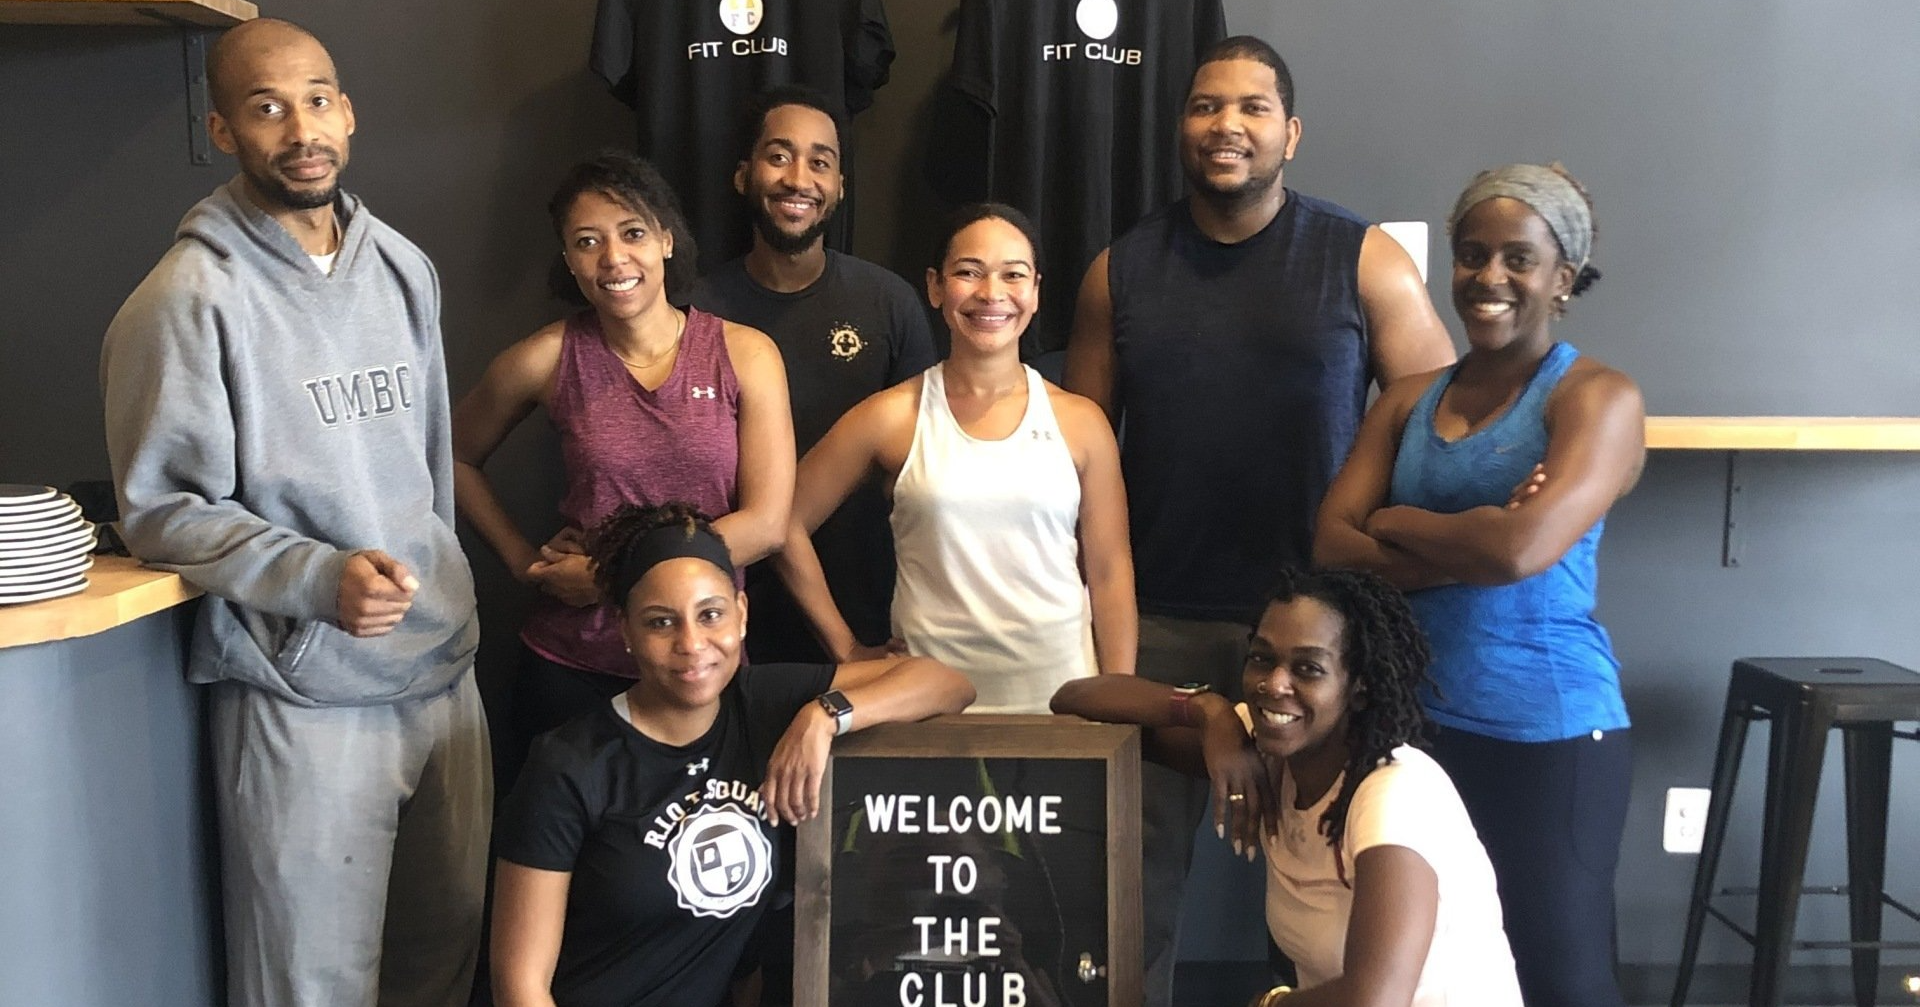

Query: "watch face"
left=819, top=691, right=853, bottom=716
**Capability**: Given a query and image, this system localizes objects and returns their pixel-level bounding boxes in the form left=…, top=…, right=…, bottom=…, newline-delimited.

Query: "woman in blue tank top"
left=1314, top=163, right=1645, bottom=1007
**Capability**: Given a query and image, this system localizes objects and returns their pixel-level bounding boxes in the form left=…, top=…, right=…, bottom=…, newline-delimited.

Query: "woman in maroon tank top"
left=452, top=152, right=794, bottom=775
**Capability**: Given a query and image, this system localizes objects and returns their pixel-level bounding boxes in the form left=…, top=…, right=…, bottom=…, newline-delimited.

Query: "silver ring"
left=1227, top=793, right=1246, bottom=802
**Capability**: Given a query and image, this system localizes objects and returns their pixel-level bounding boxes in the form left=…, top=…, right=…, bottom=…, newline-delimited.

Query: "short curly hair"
left=1261, top=566, right=1435, bottom=856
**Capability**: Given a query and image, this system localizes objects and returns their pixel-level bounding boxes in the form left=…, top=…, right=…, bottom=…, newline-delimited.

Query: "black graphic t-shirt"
left=497, top=662, right=837, bottom=1007
left=590, top=0, right=895, bottom=271
left=928, top=0, right=1227, bottom=355
left=692, top=252, right=937, bottom=661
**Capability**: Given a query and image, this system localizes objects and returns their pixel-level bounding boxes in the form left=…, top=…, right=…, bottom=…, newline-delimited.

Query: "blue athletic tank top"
left=1388, top=342, right=1629, bottom=742
left=1110, top=193, right=1370, bottom=622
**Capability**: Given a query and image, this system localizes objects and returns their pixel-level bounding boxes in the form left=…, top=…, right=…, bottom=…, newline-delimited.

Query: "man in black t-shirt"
left=590, top=0, right=896, bottom=270
left=691, top=88, right=936, bottom=664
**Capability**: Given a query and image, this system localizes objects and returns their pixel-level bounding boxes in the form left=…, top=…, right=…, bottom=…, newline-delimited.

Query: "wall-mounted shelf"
left=1646, top=417, right=1920, bottom=452
left=1644, top=417, right=1920, bottom=566
left=1, top=0, right=257, bottom=164
left=0, top=0, right=255, bottom=27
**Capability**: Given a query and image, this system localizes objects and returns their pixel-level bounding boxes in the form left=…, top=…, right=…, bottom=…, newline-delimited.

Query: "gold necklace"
left=609, top=310, right=686, bottom=371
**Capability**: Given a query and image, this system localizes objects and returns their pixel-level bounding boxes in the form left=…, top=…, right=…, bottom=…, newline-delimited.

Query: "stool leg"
left=1672, top=697, right=1755, bottom=1007
left=1750, top=702, right=1826, bottom=1007
left=1842, top=722, right=1893, bottom=1007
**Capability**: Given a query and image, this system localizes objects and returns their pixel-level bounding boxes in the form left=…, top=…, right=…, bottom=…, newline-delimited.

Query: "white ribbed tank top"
left=890, top=363, right=1093, bottom=714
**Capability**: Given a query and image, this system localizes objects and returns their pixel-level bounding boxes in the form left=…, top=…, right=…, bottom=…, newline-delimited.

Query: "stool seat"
left=1672, top=657, right=1920, bottom=1007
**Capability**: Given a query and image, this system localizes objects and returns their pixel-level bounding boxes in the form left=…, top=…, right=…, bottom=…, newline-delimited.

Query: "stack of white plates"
left=0, top=485, right=97, bottom=605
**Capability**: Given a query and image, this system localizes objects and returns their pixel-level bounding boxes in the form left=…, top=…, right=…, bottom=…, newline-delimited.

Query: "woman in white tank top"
left=773, top=204, right=1136, bottom=712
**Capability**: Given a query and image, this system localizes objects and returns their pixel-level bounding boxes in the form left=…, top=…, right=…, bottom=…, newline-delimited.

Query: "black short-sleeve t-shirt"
left=497, top=662, right=837, bottom=1007
left=691, top=252, right=937, bottom=660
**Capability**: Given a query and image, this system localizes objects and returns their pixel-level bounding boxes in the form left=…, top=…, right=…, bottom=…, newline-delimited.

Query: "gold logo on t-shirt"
left=830, top=324, right=865, bottom=361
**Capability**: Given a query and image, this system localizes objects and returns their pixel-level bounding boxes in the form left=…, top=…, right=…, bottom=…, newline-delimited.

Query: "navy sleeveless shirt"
left=1110, top=192, right=1370, bottom=621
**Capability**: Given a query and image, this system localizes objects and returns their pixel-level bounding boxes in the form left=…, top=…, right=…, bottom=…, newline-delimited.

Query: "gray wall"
left=4, top=0, right=1917, bottom=998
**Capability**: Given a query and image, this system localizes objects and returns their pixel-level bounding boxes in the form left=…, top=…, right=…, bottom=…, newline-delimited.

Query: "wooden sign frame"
left=796, top=714, right=1142, bottom=1007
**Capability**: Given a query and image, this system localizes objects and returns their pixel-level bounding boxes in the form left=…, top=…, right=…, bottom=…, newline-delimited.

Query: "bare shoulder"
left=490, top=319, right=567, bottom=382
left=720, top=319, right=780, bottom=363
left=1376, top=366, right=1447, bottom=414
left=1044, top=382, right=1115, bottom=437
left=864, top=372, right=925, bottom=425
left=1357, top=224, right=1422, bottom=279
left=1557, top=355, right=1645, bottom=415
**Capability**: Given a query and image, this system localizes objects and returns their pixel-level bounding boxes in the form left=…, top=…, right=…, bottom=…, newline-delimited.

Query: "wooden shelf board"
left=0, top=555, right=201, bottom=650
left=1646, top=417, right=1920, bottom=451
left=0, top=0, right=256, bottom=27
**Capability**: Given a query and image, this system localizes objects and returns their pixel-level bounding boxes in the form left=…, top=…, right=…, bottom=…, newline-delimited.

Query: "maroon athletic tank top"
left=519, top=307, right=741, bottom=676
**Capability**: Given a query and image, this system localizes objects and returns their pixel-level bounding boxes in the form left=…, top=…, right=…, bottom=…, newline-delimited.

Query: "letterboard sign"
left=796, top=715, right=1142, bottom=1007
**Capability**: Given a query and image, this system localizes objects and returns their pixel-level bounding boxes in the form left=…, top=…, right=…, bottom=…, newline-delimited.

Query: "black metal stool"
left=1672, top=657, right=1920, bottom=1007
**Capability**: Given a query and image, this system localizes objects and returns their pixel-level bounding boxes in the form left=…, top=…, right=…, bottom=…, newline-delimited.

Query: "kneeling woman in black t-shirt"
left=492, top=502, right=976, bottom=1007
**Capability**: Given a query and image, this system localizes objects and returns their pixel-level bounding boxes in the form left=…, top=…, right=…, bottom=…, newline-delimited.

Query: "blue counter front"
left=0, top=597, right=218, bottom=1007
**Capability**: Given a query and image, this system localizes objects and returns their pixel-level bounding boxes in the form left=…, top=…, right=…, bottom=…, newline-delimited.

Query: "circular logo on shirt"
left=718, top=0, right=764, bottom=35
left=829, top=324, right=865, bottom=361
left=666, top=803, right=773, bottom=918
left=1075, top=0, right=1119, bottom=40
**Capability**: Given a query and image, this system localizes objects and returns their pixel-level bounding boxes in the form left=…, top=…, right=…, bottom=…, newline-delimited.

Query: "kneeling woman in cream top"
left=1053, top=567, right=1521, bottom=1007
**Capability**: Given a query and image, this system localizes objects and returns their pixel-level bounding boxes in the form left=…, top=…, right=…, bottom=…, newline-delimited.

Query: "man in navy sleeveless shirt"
left=692, top=87, right=936, bottom=669
left=1063, top=36, right=1454, bottom=1007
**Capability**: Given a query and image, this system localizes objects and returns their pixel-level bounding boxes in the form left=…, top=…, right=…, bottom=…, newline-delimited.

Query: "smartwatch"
left=817, top=689, right=854, bottom=736
left=1168, top=683, right=1211, bottom=728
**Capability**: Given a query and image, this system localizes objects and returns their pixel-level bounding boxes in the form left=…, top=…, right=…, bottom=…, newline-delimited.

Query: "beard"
left=750, top=192, right=836, bottom=255
left=250, top=145, right=344, bottom=211
left=257, top=176, right=340, bottom=211
left=1185, top=155, right=1284, bottom=210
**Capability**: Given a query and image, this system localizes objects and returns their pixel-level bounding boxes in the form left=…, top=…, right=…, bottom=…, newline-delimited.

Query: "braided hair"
left=1263, top=566, right=1434, bottom=856
left=584, top=502, right=727, bottom=610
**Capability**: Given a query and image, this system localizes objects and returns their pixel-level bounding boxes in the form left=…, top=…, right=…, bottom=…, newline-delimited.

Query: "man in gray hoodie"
left=100, top=19, right=486, bottom=1007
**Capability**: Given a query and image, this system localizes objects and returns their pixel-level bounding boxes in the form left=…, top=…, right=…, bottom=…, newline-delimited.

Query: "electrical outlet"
left=1664, top=787, right=1711, bottom=854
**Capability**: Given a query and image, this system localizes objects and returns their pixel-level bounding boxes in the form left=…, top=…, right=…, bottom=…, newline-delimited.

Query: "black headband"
left=610, top=523, right=736, bottom=605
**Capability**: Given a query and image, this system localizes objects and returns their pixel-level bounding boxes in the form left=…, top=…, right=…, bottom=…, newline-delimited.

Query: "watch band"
left=1168, top=683, right=1210, bottom=728
left=817, top=689, right=854, bottom=736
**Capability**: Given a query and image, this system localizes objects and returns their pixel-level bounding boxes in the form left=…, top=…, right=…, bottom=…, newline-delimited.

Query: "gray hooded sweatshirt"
left=101, top=177, right=477, bottom=706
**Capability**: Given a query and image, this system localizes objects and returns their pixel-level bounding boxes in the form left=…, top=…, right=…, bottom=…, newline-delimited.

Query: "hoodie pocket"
left=271, top=618, right=323, bottom=676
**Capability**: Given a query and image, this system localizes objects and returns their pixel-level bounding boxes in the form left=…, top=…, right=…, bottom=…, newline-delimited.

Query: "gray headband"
left=1447, top=163, right=1593, bottom=270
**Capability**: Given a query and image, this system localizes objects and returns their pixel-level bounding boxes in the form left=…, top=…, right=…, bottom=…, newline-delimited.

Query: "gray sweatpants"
left=1137, top=614, right=1250, bottom=1007
left=211, top=672, right=491, bottom=1007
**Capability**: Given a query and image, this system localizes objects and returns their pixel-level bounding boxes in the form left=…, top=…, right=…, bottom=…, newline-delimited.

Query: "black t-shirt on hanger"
left=590, top=0, right=895, bottom=270
left=929, top=0, right=1228, bottom=356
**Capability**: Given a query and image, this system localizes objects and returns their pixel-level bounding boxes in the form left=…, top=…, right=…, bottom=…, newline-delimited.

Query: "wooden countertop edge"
left=0, top=556, right=202, bottom=650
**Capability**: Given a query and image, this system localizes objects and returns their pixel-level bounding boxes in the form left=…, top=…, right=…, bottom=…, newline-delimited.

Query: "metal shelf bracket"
left=183, top=30, right=212, bottom=165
